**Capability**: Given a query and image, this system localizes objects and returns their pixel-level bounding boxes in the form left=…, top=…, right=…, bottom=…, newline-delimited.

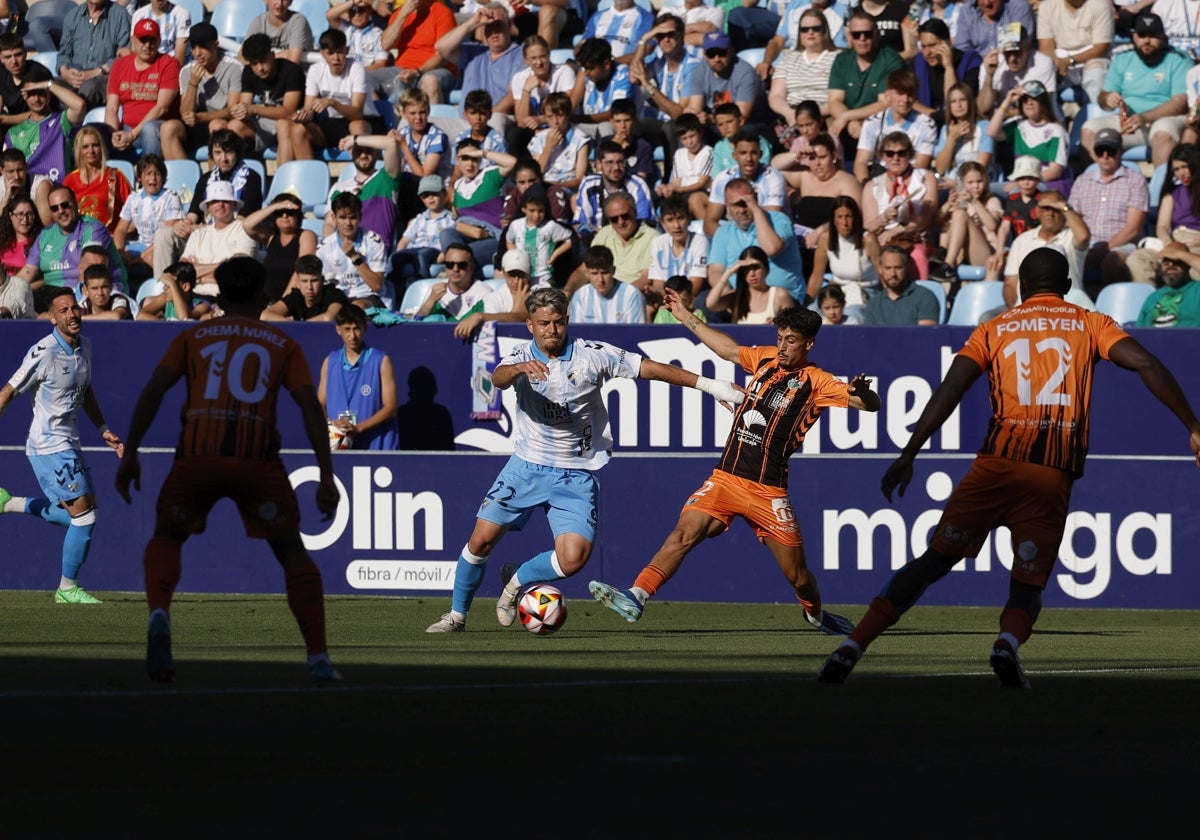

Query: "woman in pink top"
left=0, top=196, right=41, bottom=277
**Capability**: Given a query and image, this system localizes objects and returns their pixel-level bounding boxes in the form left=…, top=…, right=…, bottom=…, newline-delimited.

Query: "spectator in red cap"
left=106, top=18, right=182, bottom=161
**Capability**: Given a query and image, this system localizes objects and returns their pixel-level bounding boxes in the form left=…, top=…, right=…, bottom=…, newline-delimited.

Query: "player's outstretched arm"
left=638, top=359, right=744, bottom=405
left=883, top=356, right=983, bottom=502
left=663, top=288, right=741, bottom=363
left=116, top=366, right=183, bottom=502
left=1108, top=337, right=1200, bottom=467
left=292, top=384, right=340, bottom=521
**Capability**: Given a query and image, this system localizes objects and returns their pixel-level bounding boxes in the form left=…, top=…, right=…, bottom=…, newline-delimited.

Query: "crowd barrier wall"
left=1, top=321, right=1197, bottom=608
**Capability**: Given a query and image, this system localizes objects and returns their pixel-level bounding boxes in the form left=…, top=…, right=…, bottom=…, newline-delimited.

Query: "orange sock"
left=284, top=563, right=328, bottom=655
left=144, top=536, right=182, bottom=615
left=999, top=606, right=1034, bottom=646
left=633, top=565, right=670, bottom=598
left=793, top=591, right=821, bottom=617
left=848, top=596, right=901, bottom=650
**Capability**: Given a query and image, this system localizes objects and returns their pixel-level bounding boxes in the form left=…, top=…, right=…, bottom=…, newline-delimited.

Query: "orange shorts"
left=156, top=457, right=301, bottom=540
left=683, top=470, right=802, bottom=547
left=930, top=455, right=1074, bottom=588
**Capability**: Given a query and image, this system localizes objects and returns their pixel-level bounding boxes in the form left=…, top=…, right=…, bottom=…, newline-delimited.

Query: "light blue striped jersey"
left=7, top=330, right=93, bottom=456
left=569, top=281, right=647, bottom=325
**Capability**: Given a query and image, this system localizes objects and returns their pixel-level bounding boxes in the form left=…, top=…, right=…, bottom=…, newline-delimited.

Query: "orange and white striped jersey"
left=157, top=316, right=314, bottom=461
left=715, top=345, right=854, bottom=489
left=960, top=293, right=1130, bottom=477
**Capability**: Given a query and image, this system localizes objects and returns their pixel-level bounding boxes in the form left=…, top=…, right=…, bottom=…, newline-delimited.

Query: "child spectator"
left=318, top=191, right=389, bottom=309
left=710, top=101, right=771, bottom=173
left=569, top=244, right=647, bottom=324
left=392, top=173, right=456, bottom=286
left=113, top=152, right=183, bottom=279
left=450, top=89, right=507, bottom=181
left=444, top=140, right=518, bottom=275
left=137, top=261, right=212, bottom=320
left=657, top=113, right=712, bottom=221
left=853, top=69, right=937, bottom=183
left=652, top=274, right=706, bottom=324
left=528, top=91, right=590, bottom=192
left=571, top=38, right=633, bottom=139
left=598, top=97, right=657, bottom=188
left=317, top=303, right=400, bottom=451
left=288, top=27, right=370, bottom=164
left=503, top=184, right=573, bottom=288
left=263, top=254, right=349, bottom=322
left=395, top=86, right=450, bottom=228
left=995, top=155, right=1043, bottom=258
left=228, top=32, right=305, bottom=158
left=327, top=1, right=390, bottom=76
left=648, top=195, right=708, bottom=300
left=78, top=264, right=135, bottom=320
left=499, top=157, right=573, bottom=229
left=818, top=284, right=860, bottom=324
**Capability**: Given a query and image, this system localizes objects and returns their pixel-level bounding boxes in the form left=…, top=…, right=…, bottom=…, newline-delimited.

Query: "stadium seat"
left=915, top=279, right=948, bottom=324
left=244, top=158, right=266, bottom=186
left=135, top=279, right=164, bottom=307
left=83, top=106, right=107, bottom=126
left=1148, top=162, right=1168, bottom=217
left=107, top=159, right=134, bottom=186
left=737, top=48, right=765, bottom=67
left=23, top=0, right=75, bottom=52
left=399, top=278, right=437, bottom=316
left=211, top=0, right=263, bottom=50
left=165, top=159, right=201, bottom=206
left=302, top=217, right=325, bottom=237
left=172, top=0, right=207, bottom=29
left=956, top=265, right=987, bottom=281
left=266, top=160, right=332, bottom=214
left=1095, top=282, right=1154, bottom=326
left=947, top=280, right=1005, bottom=326
left=1083, top=103, right=1149, bottom=162
left=550, top=48, right=575, bottom=66
left=292, top=0, right=333, bottom=43
left=429, top=102, right=465, bottom=137
left=29, top=51, right=58, bottom=73
left=484, top=278, right=505, bottom=292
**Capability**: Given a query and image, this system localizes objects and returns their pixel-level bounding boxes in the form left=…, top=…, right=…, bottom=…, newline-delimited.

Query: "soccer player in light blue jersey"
left=0, top=287, right=124, bottom=603
left=425, top=286, right=744, bottom=632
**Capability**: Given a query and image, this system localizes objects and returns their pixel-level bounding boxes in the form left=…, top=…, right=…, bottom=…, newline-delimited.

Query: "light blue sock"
left=516, top=550, right=564, bottom=587
left=28, top=499, right=71, bottom=527
left=450, top=545, right=488, bottom=615
left=62, top=515, right=95, bottom=581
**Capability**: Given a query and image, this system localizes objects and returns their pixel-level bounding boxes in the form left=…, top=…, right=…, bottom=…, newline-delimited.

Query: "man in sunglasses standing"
left=827, top=10, right=903, bottom=157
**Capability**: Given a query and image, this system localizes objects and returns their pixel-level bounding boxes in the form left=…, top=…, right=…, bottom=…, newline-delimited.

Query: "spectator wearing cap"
left=132, top=0, right=193, bottom=66
left=390, top=172, right=455, bottom=286
left=1082, top=12, right=1189, bottom=166
left=179, top=180, right=258, bottom=285
left=160, top=23, right=243, bottom=161
left=683, top=30, right=769, bottom=130
left=56, top=0, right=131, bottom=110
left=1069, top=126, right=1150, bottom=290
left=451, top=248, right=533, bottom=340
left=3, top=63, right=88, bottom=216
left=1035, top=0, right=1113, bottom=109
left=955, top=0, right=1036, bottom=60
left=106, top=18, right=181, bottom=160
left=244, top=0, right=315, bottom=66
left=827, top=11, right=904, bottom=155
left=978, top=22, right=1058, bottom=118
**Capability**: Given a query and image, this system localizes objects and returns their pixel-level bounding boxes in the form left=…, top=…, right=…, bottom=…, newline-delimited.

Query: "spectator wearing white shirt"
left=569, top=244, right=648, bottom=324
left=112, top=152, right=183, bottom=277
left=327, top=1, right=391, bottom=74
left=287, top=28, right=370, bottom=164
left=132, top=0, right=191, bottom=66
left=318, top=192, right=389, bottom=309
left=647, top=195, right=709, bottom=300
left=509, top=35, right=577, bottom=152
left=704, top=129, right=788, bottom=236
left=658, top=114, right=713, bottom=221
left=179, top=180, right=258, bottom=286
left=528, top=91, right=591, bottom=192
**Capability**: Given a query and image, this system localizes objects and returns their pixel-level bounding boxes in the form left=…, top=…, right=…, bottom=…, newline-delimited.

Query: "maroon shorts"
left=156, top=457, right=301, bottom=540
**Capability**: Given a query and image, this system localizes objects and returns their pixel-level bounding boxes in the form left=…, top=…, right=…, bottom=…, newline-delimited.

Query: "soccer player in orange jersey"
left=819, top=248, right=1200, bottom=688
left=589, top=298, right=882, bottom=635
left=115, top=257, right=342, bottom=685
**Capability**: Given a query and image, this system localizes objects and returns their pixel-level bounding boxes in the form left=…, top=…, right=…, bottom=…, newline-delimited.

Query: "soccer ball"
left=517, top=585, right=568, bottom=635
left=328, top=422, right=352, bottom=451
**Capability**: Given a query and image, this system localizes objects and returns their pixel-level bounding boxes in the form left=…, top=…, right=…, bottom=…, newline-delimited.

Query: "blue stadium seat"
left=550, top=48, right=575, bottom=66
left=915, top=279, right=948, bottom=324
left=172, top=0, right=207, bottom=29
left=737, top=48, right=765, bottom=67
left=23, top=0, right=75, bottom=53
left=165, top=159, right=201, bottom=206
left=1149, top=162, right=1168, bottom=217
left=266, top=160, right=332, bottom=214
left=956, top=265, right=987, bottom=281
left=29, top=51, right=58, bottom=73
left=293, top=0, right=334, bottom=43
left=947, top=280, right=1005, bottom=326
left=302, top=216, right=326, bottom=237
left=211, top=0, right=263, bottom=48
left=1095, top=282, right=1154, bottom=327
left=399, top=278, right=437, bottom=316
left=1083, top=103, right=1149, bottom=162
left=108, top=160, right=135, bottom=186
left=83, top=106, right=107, bottom=126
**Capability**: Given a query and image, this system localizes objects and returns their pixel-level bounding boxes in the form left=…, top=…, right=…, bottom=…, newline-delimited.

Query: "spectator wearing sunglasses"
left=683, top=30, right=770, bottom=132
left=241, top=193, right=318, bottom=303
left=413, top=242, right=490, bottom=320
left=827, top=11, right=904, bottom=158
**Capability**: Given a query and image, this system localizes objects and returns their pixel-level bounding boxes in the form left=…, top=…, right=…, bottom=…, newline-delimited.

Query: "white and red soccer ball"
left=517, top=584, right=568, bottom=635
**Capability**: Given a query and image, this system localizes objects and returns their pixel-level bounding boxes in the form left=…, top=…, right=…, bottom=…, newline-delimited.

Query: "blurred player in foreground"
left=116, top=257, right=342, bottom=685
left=589, top=297, right=880, bottom=635
left=0, top=287, right=124, bottom=603
left=425, top=287, right=744, bottom=633
left=819, top=248, right=1200, bottom=687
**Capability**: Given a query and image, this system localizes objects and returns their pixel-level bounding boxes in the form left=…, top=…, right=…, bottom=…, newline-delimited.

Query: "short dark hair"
left=577, top=38, right=612, bottom=68
left=457, top=137, right=483, bottom=154
left=0, top=33, right=25, bottom=53
left=543, top=91, right=572, bottom=116
left=209, top=128, right=242, bottom=157
left=664, top=275, right=691, bottom=295
left=731, top=128, right=762, bottom=148
left=318, top=28, right=348, bottom=51
left=1018, top=247, right=1071, bottom=296
left=713, top=102, right=742, bottom=120
left=917, top=18, right=951, bottom=41
left=463, top=89, right=493, bottom=114
left=242, top=33, right=274, bottom=63
left=47, top=286, right=76, bottom=306
left=596, top=140, right=625, bottom=161
left=335, top=304, right=368, bottom=327
left=583, top=245, right=615, bottom=271
left=81, top=244, right=109, bottom=261
left=659, top=195, right=688, bottom=220
left=135, top=152, right=167, bottom=181
left=165, top=261, right=197, bottom=288
left=82, top=265, right=110, bottom=285
left=1, top=148, right=26, bottom=167
left=444, top=242, right=474, bottom=264
left=214, top=256, right=265, bottom=304
left=294, top=254, right=324, bottom=277
left=610, top=97, right=637, bottom=119
left=674, top=113, right=702, bottom=138
left=774, top=306, right=822, bottom=338
left=330, top=192, right=363, bottom=216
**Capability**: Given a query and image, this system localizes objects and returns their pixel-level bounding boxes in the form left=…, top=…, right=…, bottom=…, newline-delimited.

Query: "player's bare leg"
left=765, top=537, right=855, bottom=636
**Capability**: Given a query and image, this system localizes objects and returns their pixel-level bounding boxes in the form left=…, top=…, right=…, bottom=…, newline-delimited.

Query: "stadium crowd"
left=3, top=0, right=1200, bottom=329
